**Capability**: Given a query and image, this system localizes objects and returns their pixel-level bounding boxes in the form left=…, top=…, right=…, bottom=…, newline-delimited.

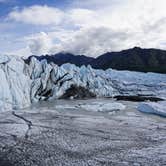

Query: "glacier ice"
left=138, top=102, right=166, bottom=117
left=0, top=54, right=166, bottom=110
left=77, top=102, right=126, bottom=112
left=55, top=101, right=126, bottom=112
left=0, top=55, right=31, bottom=110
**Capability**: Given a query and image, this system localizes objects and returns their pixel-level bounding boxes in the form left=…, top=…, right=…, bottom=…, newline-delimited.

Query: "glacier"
left=0, top=54, right=166, bottom=110
left=138, top=102, right=166, bottom=117
left=0, top=55, right=31, bottom=110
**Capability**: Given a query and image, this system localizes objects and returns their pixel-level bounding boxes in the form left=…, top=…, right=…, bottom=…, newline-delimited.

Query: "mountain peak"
left=132, top=46, right=141, bottom=50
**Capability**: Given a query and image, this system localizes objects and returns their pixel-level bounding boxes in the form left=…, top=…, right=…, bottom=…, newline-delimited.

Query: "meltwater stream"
left=0, top=99, right=165, bottom=166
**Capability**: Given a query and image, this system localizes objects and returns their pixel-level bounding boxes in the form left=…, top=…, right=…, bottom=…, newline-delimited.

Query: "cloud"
left=68, top=8, right=99, bottom=28
left=24, top=27, right=133, bottom=57
left=7, top=5, right=97, bottom=28
left=72, top=0, right=123, bottom=9
left=56, top=27, right=132, bottom=56
left=3, top=0, right=166, bottom=57
left=27, top=32, right=53, bottom=55
left=8, top=5, right=64, bottom=25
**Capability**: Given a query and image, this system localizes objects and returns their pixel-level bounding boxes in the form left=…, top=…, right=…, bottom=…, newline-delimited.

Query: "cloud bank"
left=2, top=0, right=166, bottom=57
left=8, top=5, right=64, bottom=25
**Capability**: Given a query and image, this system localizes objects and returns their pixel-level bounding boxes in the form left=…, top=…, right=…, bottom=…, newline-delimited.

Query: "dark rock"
left=92, top=47, right=166, bottom=73
left=60, top=85, right=96, bottom=99
left=114, top=95, right=164, bottom=102
left=24, top=53, right=94, bottom=67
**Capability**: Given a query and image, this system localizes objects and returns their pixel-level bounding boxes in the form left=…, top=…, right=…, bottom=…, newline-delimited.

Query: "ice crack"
left=12, top=111, right=32, bottom=139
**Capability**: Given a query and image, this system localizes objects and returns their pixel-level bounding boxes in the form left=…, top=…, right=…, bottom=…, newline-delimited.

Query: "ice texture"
left=77, top=102, right=126, bottom=112
left=0, top=55, right=31, bottom=110
left=138, top=101, right=166, bottom=117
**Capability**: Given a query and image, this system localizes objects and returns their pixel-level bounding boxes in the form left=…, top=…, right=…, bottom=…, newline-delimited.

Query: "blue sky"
left=0, top=0, right=166, bottom=57
left=0, top=0, right=70, bottom=15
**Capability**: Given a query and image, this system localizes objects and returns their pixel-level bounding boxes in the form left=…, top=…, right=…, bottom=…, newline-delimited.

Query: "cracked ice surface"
left=0, top=99, right=165, bottom=166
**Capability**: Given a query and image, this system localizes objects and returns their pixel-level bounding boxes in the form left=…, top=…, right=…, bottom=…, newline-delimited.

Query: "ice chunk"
left=137, top=102, right=166, bottom=117
left=0, top=55, right=31, bottom=110
left=78, top=102, right=126, bottom=112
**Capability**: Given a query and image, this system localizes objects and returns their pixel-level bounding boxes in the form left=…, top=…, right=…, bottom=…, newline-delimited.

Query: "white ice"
left=77, top=102, right=126, bottom=112
left=138, top=101, right=166, bottom=117
left=0, top=55, right=166, bottom=110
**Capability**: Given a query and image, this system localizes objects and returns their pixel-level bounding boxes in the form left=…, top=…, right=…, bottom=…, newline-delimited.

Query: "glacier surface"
left=77, top=102, right=126, bottom=112
left=0, top=54, right=166, bottom=110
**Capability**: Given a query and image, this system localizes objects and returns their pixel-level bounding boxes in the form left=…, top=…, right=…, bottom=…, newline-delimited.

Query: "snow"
left=0, top=55, right=166, bottom=110
left=138, top=101, right=166, bottom=117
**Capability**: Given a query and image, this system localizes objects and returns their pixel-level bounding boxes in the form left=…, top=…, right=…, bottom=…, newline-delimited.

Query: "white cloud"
left=4, top=0, right=166, bottom=57
left=26, top=32, right=53, bottom=55
left=68, top=8, right=99, bottom=28
left=8, top=47, right=31, bottom=58
left=23, top=27, right=134, bottom=57
left=72, top=0, right=123, bottom=9
left=8, top=5, right=64, bottom=25
left=54, top=27, right=132, bottom=56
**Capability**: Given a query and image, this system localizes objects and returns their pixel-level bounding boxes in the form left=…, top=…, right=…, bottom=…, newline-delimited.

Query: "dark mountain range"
left=25, top=47, right=166, bottom=73
left=25, top=53, right=94, bottom=66
left=92, top=47, right=166, bottom=73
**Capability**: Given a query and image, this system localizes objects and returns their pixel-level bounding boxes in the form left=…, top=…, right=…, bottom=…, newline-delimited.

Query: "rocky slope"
left=0, top=54, right=166, bottom=110
left=92, top=47, right=166, bottom=73
left=25, top=53, right=94, bottom=67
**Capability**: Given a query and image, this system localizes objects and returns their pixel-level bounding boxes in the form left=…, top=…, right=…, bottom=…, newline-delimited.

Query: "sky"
left=0, top=0, right=166, bottom=57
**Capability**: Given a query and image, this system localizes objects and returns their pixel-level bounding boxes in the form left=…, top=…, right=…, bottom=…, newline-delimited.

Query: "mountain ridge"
left=25, top=47, right=166, bottom=73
